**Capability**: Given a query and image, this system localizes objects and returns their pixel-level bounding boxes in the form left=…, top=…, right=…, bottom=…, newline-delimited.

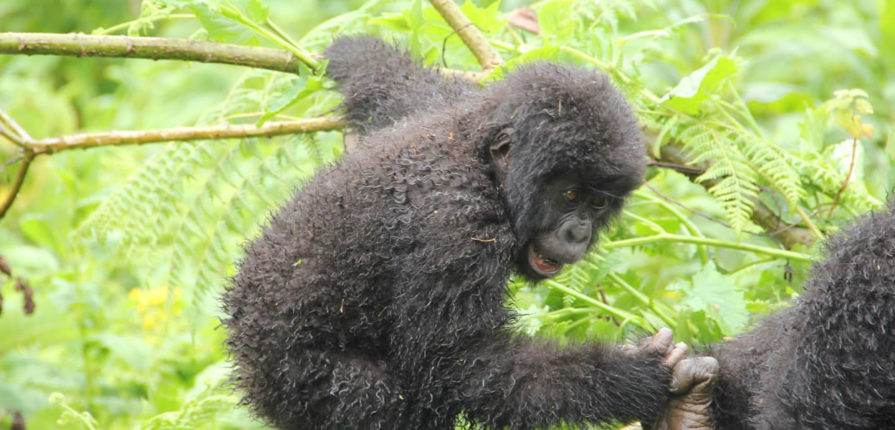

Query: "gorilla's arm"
left=325, top=36, right=477, bottom=136
left=453, top=335, right=676, bottom=428
left=704, top=203, right=895, bottom=429
left=386, top=198, right=675, bottom=428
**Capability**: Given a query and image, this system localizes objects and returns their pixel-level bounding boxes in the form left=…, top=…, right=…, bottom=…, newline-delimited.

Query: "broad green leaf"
left=660, top=56, right=739, bottom=115
left=538, top=0, right=576, bottom=44
left=190, top=4, right=259, bottom=45
left=668, top=262, right=748, bottom=335
left=259, top=65, right=324, bottom=124
left=882, top=0, right=895, bottom=66
left=460, top=0, right=503, bottom=35
left=19, top=216, right=64, bottom=256
left=244, top=0, right=269, bottom=22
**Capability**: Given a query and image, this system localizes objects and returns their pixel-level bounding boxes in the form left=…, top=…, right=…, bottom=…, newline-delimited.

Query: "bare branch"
left=31, top=117, right=347, bottom=154
left=0, top=32, right=313, bottom=74
left=429, top=0, right=503, bottom=70
left=0, top=152, right=34, bottom=219
left=0, top=115, right=346, bottom=219
left=0, top=108, right=31, bottom=142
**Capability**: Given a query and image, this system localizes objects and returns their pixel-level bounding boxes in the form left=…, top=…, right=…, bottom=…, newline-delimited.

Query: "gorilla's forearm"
left=455, top=338, right=673, bottom=428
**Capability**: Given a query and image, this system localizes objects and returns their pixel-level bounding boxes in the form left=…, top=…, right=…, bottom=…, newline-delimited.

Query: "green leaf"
left=538, top=0, right=576, bottom=44
left=244, top=0, right=269, bottom=22
left=460, top=0, right=503, bottom=35
left=19, top=216, right=64, bottom=256
left=660, top=56, right=739, bottom=115
left=668, top=261, right=749, bottom=335
left=259, top=66, right=324, bottom=124
left=95, top=334, right=154, bottom=371
left=190, top=4, right=259, bottom=45
left=882, top=0, right=895, bottom=66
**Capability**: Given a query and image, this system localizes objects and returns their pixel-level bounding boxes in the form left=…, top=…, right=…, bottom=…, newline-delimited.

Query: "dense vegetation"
left=0, top=0, right=893, bottom=428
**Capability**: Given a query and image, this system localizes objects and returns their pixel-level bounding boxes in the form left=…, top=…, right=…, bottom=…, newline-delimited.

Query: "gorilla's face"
left=483, top=65, right=645, bottom=281
left=489, top=131, right=628, bottom=281
left=514, top=174, right=623, bottom=280
left=522, top=176, right=607, bottom=277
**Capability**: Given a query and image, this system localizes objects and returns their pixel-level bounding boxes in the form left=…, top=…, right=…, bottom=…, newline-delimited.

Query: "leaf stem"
left=604, top=233, right=813, bottom=262
left=543, top=280, right=646, bottom=326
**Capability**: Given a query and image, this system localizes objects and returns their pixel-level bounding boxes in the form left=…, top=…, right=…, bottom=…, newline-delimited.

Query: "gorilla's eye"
left=563, top=189, right=579, bottom=202
left=592, top=196, right=608, bottom=210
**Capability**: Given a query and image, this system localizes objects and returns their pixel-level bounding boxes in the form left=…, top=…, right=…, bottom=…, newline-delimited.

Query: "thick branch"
left=0, top=32, right=311, bottom=74
left=429, top=0, right=503, bottom=70
left=31, top=117, right=346, bottom=154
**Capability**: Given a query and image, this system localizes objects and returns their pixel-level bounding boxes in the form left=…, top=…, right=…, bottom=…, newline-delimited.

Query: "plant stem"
left=543, top=280, right=647, bottom=327
left=827, top=138, right=859, bottom=217
left=93, top=14, right=194, bottom=35
left=607, top=273, right=676, bottom=328
left=604, top=233, right=813, bottom=262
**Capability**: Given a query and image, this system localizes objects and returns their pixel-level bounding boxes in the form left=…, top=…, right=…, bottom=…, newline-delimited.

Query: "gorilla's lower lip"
left=528, top=243, right=563, bottom=276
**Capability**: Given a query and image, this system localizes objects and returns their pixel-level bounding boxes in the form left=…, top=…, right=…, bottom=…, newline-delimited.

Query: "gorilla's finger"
left=669, top=356, right=719, bottom=395
left=662, top=342, right=689, bottom=369
left=646, top=327, right=674, bottom=355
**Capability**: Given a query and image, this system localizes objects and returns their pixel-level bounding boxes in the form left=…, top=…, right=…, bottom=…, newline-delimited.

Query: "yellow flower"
left=128, top=285, right=184, bottom=329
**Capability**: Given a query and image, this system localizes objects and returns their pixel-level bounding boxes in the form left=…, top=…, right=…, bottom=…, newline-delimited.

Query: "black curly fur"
left=710, top=202, right=895, bottom=429
left=222, top=37, right=669, bottom=429
left=324, top=37, right=477, bottom=136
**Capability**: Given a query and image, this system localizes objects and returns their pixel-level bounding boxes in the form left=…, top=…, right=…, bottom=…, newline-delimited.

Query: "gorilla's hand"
left=644, top=356, right=719, bottom=430
left=622, top=327, right=689, bottom=367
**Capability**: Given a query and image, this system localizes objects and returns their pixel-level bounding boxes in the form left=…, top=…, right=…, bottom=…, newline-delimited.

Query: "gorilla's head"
left=480, top=64, right=645, bottom=279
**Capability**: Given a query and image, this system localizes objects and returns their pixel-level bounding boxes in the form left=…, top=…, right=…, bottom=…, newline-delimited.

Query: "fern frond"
left=677, top=124, right=759, bottom=233
left=787, top=151, right=880, bottom=213
left=735, top=133, right=804, bottom=209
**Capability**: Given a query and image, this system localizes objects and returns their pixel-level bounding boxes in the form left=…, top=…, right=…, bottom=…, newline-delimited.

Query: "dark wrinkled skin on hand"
left=644, top=356, right=719, bottom=430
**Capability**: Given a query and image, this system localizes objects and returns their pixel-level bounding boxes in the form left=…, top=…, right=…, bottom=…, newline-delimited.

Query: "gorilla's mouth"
left=528, top=243, right=563, bottom=277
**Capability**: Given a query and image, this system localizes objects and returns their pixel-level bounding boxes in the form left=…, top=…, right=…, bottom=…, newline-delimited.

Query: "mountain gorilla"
left=648, top=203, right=895, bottom=430
left=222, top=37, right=687, bottom=429
left=712, top=202, right=895, bottom=429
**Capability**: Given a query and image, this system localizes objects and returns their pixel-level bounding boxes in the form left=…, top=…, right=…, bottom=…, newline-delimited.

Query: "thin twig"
left=827, top=137, right=859, bottom=217
left=0, top=32, right=309, bottom=75
left=647, top=160, right=705, bottom=175
left=0, top=108, right=31, bottom=141
left=429, top=0, right=503, bottom=70
left=0, top=151, right=34, bottom=219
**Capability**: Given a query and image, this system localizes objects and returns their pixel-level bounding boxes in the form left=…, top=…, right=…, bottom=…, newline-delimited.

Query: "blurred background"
left=0, top=0, right=892, bottom=428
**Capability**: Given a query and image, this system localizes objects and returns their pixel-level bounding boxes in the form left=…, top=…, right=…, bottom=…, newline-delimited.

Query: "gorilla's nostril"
left=565, top=223, right=590, bottom=243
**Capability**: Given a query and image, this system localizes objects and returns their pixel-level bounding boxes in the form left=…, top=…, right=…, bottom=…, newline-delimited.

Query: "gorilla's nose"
left=564, top=220, right=591, bottom=244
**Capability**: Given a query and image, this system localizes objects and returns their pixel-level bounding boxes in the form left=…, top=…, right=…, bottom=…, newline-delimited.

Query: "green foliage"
left=1, top=0, right=893, bottom=428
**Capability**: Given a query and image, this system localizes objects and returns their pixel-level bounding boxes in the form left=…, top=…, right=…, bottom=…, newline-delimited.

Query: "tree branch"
left=429, top=0, right=503, bottom=70
left=30, top=117, right=346, bottom=154
left=0, top=152, right=33, bottom=219
left=0, top=109, right=345, bottom=218
left=0, top=32, right=314, bottom=74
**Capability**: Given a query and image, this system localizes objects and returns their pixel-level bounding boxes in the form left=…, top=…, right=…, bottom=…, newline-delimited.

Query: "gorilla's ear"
left=489, top=128, right=513, bottom=175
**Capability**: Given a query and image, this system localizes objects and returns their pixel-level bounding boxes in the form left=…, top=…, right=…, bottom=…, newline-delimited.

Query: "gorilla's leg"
left=246, top=350, right=406, bottom=430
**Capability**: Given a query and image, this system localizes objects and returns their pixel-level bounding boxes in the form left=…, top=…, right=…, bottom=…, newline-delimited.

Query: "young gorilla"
left=649, top=202, right=895, bottom=430
left=223, top=37, right=685, bottom=429
left=712, top=202, right=895, bottom=429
